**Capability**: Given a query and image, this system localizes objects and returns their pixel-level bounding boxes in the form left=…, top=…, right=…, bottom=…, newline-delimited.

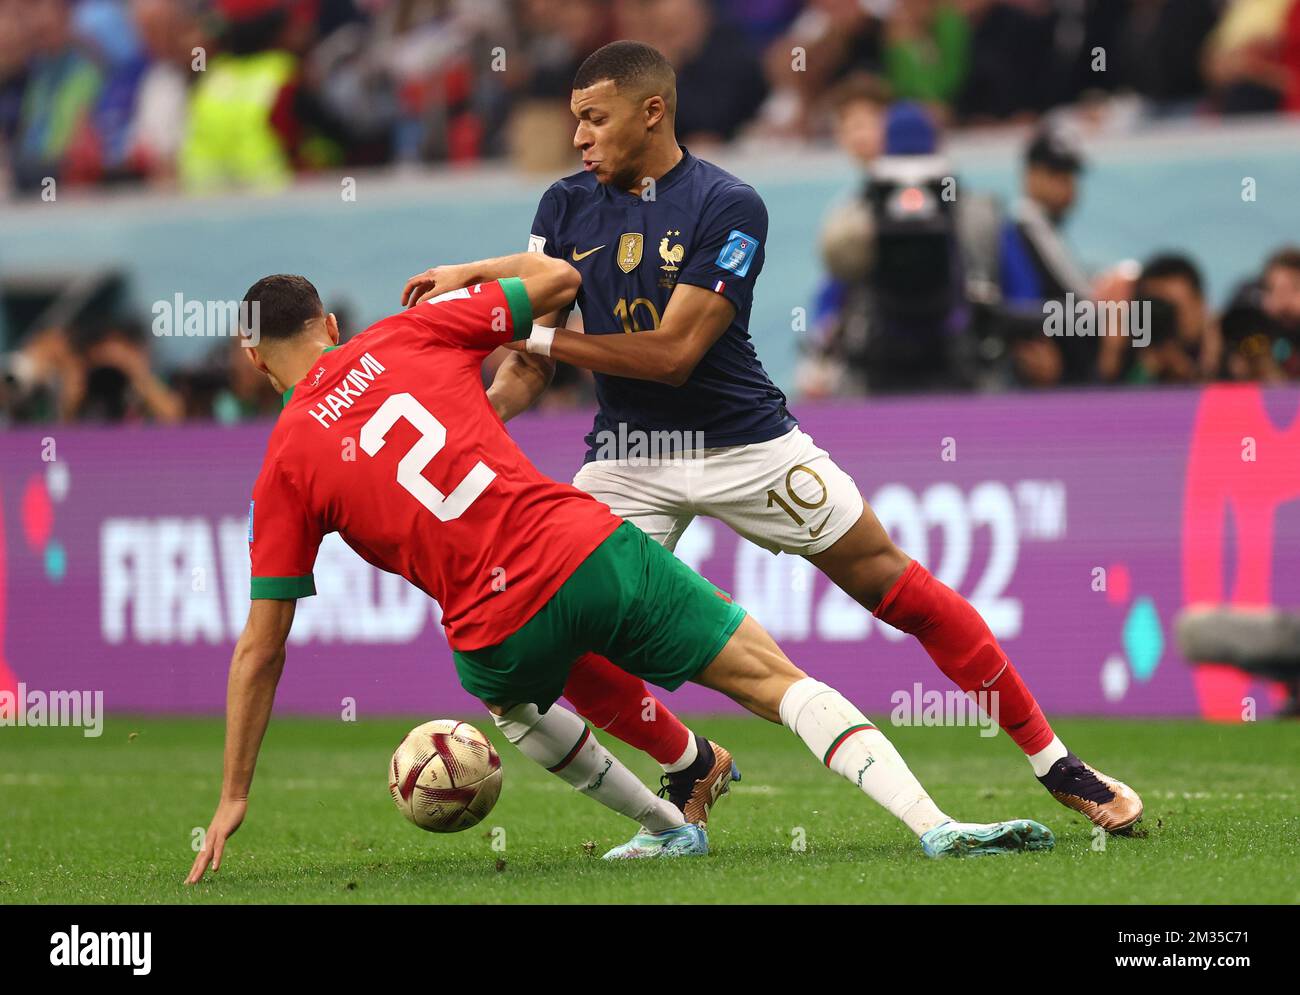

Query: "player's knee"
left=491, top=702, right=542, bottom=744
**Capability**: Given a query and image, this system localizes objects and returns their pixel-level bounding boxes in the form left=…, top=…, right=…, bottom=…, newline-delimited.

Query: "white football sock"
left=1027, top=734, right=1069, bottom=777
left=493, top=703, right=684, bottom=833
left=662, top=732, right=699, bottom=774
left=779, top=678, right=949, bottom=837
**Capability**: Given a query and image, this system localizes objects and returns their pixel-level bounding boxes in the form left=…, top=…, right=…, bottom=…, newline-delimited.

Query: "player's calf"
left=490, top=702, right=685, bottom=833
left=693, top=617, right=1053, bottom=857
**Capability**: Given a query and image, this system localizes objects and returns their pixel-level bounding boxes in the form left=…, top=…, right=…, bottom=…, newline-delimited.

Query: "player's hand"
left=185, top=796, right=248, bottom=885
left=401, top=265, right=468, bottom=308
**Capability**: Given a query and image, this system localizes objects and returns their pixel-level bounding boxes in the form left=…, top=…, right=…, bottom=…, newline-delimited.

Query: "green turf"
left=1, top=716, right=1296, bottom=904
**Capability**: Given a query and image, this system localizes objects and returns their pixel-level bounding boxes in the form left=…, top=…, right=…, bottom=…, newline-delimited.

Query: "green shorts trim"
left=453, top=522, right=746, bottom=711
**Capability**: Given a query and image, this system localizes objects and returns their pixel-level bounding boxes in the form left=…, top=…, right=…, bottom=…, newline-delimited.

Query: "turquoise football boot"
left=920, top=818, right=1055, bottom=858
left=602, top=824, right=709, bottom=860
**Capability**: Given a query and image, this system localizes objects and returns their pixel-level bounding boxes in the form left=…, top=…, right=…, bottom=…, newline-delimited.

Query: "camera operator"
left=808, top=100, right=993, bottom=395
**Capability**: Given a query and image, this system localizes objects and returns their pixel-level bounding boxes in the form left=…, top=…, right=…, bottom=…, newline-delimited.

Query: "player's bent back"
left=249, top=276, right=619, bottom=652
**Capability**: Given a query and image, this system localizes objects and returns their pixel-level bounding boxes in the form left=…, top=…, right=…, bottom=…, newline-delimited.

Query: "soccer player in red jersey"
left=186, top=252, right=1054, bottom=885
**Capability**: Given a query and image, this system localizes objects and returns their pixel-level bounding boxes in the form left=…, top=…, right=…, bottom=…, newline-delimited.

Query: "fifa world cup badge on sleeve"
left=716, top=230, right=759, bottom=277
left=247, top=501, right=255, bottom=543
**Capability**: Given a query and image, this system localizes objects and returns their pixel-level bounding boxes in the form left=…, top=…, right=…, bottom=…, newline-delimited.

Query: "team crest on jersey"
left=617, top=232, right=644, bottom=273
left=658, top=229, right=685, bottom=288
left=658, top=231, right=684, bottom=272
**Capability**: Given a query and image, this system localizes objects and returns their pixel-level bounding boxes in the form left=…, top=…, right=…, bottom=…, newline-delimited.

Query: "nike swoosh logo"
left=982, top=661, right=1009, bottom=688
left=808, top=510, right=833, bottom=538
left=571, top=245, right=606, bottom=261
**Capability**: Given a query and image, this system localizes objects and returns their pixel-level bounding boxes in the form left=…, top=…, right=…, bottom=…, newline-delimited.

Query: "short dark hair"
left=241, top=274, right=323, bottom=341
left=573, top=40, right=676, bottom=112
left=1264, top=245, right=1300, bottom=276
left=828, top=73, right=891, bottom=115
left=1140, top=253, right=1204, bottom=296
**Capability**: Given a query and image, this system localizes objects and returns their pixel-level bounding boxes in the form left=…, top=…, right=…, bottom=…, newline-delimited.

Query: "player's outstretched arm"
left=185, top=598, right=296, bottom=885
left=402, top=252, right=580, bottom=321
left=538, top=284, right=734, bottom=386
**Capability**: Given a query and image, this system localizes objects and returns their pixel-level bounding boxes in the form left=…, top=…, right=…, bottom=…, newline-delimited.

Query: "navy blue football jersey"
left=528, top=147, right=796, bottom=461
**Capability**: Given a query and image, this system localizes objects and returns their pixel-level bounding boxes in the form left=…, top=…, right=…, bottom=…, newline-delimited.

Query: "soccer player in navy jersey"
left=404, top=41, right=1142, bottom=834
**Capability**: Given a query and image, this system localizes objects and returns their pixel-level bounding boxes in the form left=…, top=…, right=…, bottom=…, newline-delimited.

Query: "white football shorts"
left=572, top=427, right=864, bottom=556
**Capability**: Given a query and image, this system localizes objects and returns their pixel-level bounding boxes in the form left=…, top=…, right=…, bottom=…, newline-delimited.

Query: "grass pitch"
left=2, top=716, right=1295, bottom=904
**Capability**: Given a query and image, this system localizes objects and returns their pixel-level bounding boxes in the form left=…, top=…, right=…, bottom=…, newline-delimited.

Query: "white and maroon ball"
left=389, top=720, right=502, bottom=833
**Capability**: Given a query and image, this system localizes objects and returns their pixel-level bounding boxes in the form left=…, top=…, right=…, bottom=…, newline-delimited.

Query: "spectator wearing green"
left=884, top=1, right=970, bottom=109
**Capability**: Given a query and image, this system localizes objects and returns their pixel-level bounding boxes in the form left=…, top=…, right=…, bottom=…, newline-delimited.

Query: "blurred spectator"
left=505, top=0, right=613, bottom=172
left=10, top=0, right=103, bottom=193
left=1103, top=254, right=1221, bottom=384
left=179, top=1, right=303, bottom=192
left=998, top=124, right=1093, bottom=386
left=1140, top=254, right=1221, bottom=379
left=124, top=0, right=206, bottom=184
left=1204, top=0, right=1296, bottom=114
left=828, top=71, right=890, bottom=168
left=75, top=319, right=183, bottom=422
left=1261, top=244, right=1300, bottom=374
left=364, top=0, right=511, bottom=166
left=716, top=0, right=802, bottom=52
left=761, top=0, right=884, bottom=137
left=958, top=0, right=1055, bottom=123
left=1285, top=0, right=1300, bottom=110
left=61, top=0, right=149, bottom=185
left=174, top=336, right=281, bottom=421
left=0, top=317, right=181, bottom=424
left=1038, top=0, right=1131, bottom=111
left=882, top=0, right=969, bottom=118
left=0, top=0, right=28, bottom=151
left=1115, top=0, right=1218, bottom=116
left=1220, top=278, right=1289, bottom=381
left=0, top=325, right=83, bottom=422
left=620, top=0, right=767, bottom=146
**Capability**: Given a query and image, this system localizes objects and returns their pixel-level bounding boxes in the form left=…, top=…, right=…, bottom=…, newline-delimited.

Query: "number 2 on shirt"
left=360, top=392, right=495, bottom=521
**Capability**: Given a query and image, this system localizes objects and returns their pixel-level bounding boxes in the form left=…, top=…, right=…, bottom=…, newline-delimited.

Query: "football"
left=389, top=720, right=502, bottom=833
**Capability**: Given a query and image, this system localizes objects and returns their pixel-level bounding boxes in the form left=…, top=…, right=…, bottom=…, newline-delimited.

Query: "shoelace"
left=1063, top=764, right=1116, bottom=804
left=657, top=772, right=692, bottom=810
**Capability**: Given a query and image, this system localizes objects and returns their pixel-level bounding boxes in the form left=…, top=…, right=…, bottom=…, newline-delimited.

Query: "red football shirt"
left=247, top=277, right=621, bottom=649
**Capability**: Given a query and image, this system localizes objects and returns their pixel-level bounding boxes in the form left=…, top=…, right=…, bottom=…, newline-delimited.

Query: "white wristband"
left=526, top=323, right=556, bottom=357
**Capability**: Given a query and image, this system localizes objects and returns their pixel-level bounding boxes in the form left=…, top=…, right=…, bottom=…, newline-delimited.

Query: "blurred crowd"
left=797, top=97, right=1300, bottom=395
left=3, top=0, right=1300, bottom=424
left=4, top=0, right=1300, bottom=194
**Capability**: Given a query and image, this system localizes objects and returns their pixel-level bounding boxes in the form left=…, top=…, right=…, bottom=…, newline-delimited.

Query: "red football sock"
left=562, top=652, right=692, bottom=767
left=874, top=560, right=1055, bottom=756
